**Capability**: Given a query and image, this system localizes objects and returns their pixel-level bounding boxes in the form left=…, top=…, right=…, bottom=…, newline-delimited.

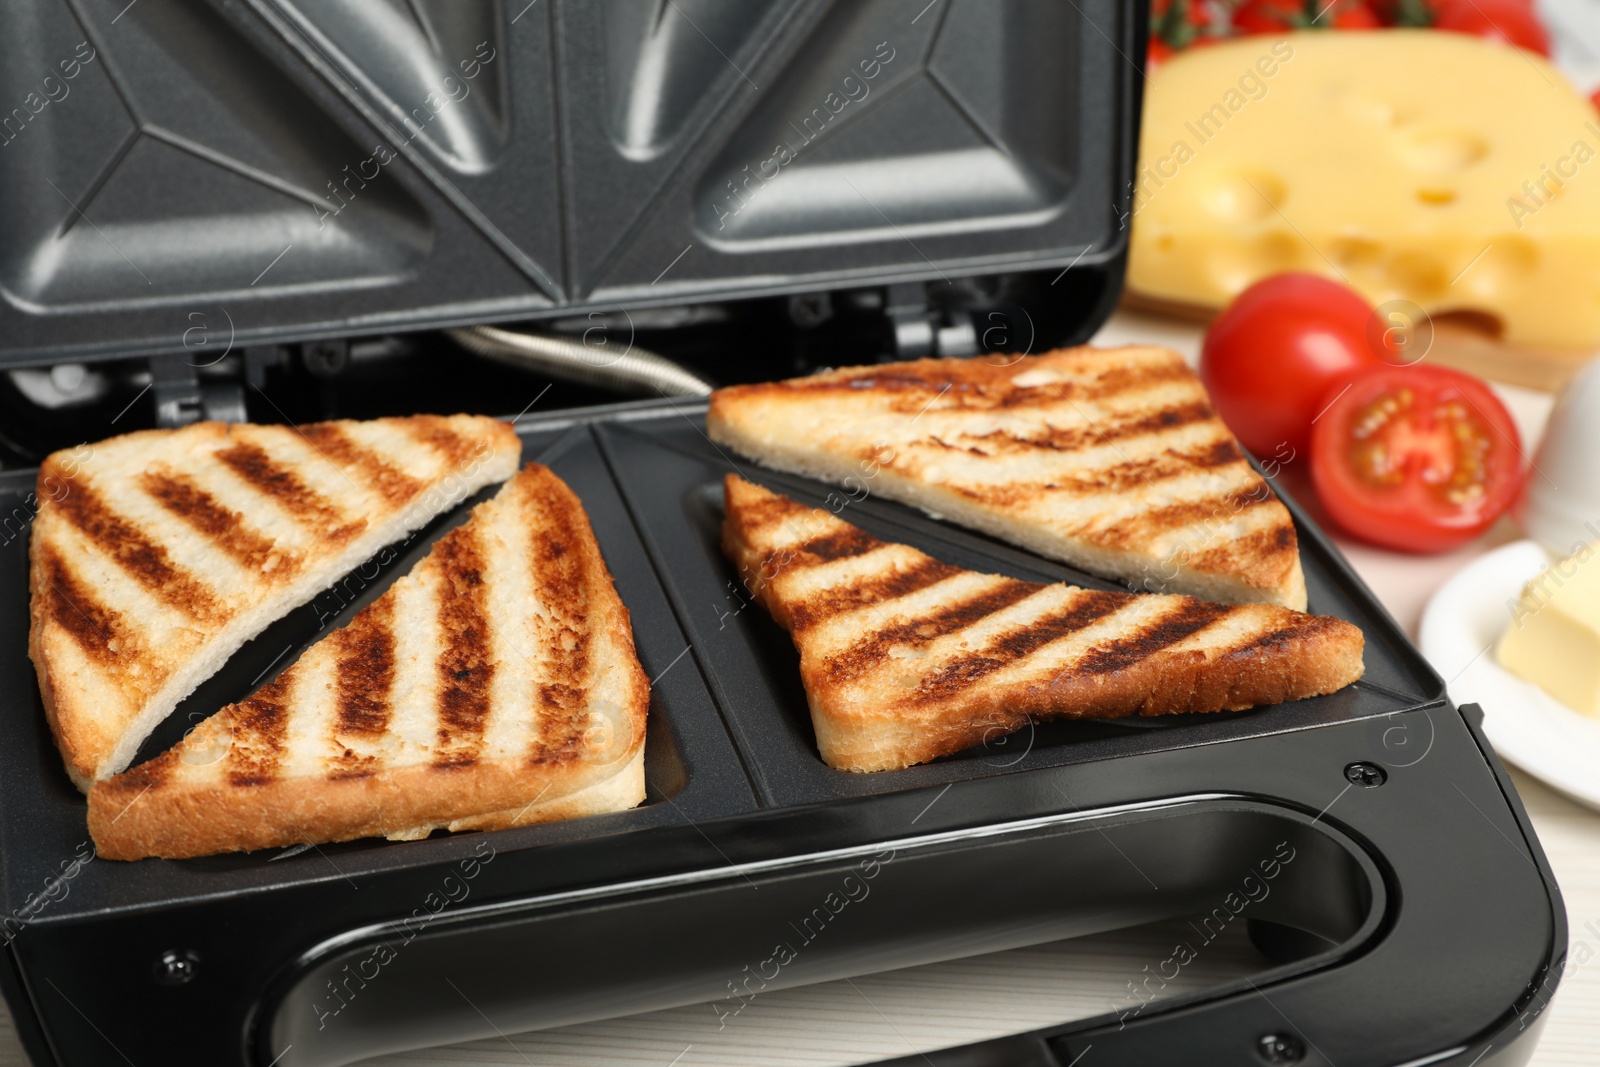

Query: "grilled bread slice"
left=707, top=346, right=1307, bottom=610
left=87, top=463, right=649, bottom=861
left=29, top=415, right=520, bottom=790
left=721, top=476, right=1362, bottom=772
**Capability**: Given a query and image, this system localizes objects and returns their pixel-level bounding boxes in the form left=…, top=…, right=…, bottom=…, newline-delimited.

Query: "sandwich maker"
left=0, top=1, right=1566, bottom=1065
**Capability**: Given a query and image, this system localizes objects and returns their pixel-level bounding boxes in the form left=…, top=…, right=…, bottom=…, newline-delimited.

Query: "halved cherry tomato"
left=1310, top=364, right=1524, bottom=552
left=1200, top=273, right=1387, bottom=457
left=1430, top=0, right=1549, bottom=55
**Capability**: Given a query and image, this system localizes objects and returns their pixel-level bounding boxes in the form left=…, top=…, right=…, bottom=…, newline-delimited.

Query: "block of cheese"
left=1497, top=546, right=1600, bottom=716
left=1128, top=31, right=1600, bottom=351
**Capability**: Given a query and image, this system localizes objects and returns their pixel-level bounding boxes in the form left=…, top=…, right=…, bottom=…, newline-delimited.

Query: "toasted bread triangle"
left=707, top=346, right=1308, bottom=610
left=30, top=415, right=522, bottom=789
left=87, top=464, right=649, bottom=860
left=721, top=476, right=1362, bottom=772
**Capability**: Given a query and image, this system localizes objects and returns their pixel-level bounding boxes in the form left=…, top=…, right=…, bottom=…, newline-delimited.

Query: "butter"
left=1129, top=31, right=1600, bottom=350
left=1497, top=545, right=1600, bottom=716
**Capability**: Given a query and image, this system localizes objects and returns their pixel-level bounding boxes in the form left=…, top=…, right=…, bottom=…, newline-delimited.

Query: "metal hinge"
left=885, top=282, right=977, bottom=360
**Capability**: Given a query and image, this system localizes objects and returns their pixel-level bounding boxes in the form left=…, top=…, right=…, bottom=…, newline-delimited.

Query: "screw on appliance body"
left=787, top=292, right=833, bottom=328
left=153, top=949, right=199, bottom=985
left=1256, top=1031, right=1306, bottom=1063
left=1344, top=761, right=1388, bottom=788
left=302, top=340, right=349, bottom=378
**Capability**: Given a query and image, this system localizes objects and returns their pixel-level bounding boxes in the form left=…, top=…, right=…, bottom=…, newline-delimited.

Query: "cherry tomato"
left=1200, top=274, right=1387, bottom=457
left=1430, top=0, right=1549, bottom=55
left=1233, top=0, right=1302, bottom=33
left=1310, top=364, right=1523, bottom=552
left=1233, top=0, right=1378, bottom=31
left=1325, top=0, right=1382, bottom=28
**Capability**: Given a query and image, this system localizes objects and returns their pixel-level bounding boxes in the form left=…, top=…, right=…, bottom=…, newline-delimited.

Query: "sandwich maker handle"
left=838, top=703, right=1559, bottom=1067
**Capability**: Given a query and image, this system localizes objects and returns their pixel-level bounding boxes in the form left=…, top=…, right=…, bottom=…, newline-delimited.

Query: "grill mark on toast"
left=1075, top=600, right=1234, bottom=675
left=524, top=473, right=594, bottom=763
left=756, top=525, right=885, bottom=580
left=778, top=358, right=1191, bottom=411
left=714, top=349, right=1303, bottom=608
left=788, top=556, right=961, bottom=630
left=949, top=401, right=1213, bottom=458
left=792, top=527, right=880, bottom=563
left=1192, top=438, right=1246, bottom=469
left=298, top=423, right=423, bottom=507
left=409, top=416, right=477, bottom=469
left=36, top=546, right=136, bottom=667
left=140, top=470, right=289, bottom=575
left=217, top=442, right=363, bottom=542
left=99, top=749, right=175, bottom=795
left=1081, top=360, right=1193, bottom=400
left=433, top=525, right=494, bottom=768
left=332, top=595, right=395, bottom=736
left=987, top=589, right=1130, bottom=662
left=823, top=578, right=1039, bottom=682
left=733, top=489, right=801, bottom=533
left=1221, top=614, right=1340, bottom=660
left=48, top=477, right=222, bottom=623
left=1046, top=438, right=1248, bottom=495
left=1190, top=521, right=1300, bottom=581
left=228, top=675, right=292, bottom=787
left=1095, top=487, right=1279, bottom=547
left=786, top=371, right=948, bottom=396
left=911, top=589, right=1128, bottom=701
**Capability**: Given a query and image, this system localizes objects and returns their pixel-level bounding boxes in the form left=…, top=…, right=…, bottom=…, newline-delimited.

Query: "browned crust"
left=216, top=441, right=363, bottom=543
left=85, top=463, right=650, bottom=860
left=332, top=595, right=395, bottom=738
left=810, top=614, right=1364, bottom=772
left=431, top=524, right=494, bottom=769
left=28, top=416, right=520, bottom=790
left=406, top=415, right=479, bottom=468
left=822, top=579, right=1037, bottom=684
left=86, top=749, right=616, bottom=861
left=295, top=423, right=422, bottom=507
left=44, top=471, right=223, bottom=624
left=521, top=469, right=605, bottom=763
left=708, top=347, right=1195, bottom=417
left=721, top=476, right=1363, bottom=774
left=226, top=675, right=293, bottom=787
left=29, top=544, right=120, bottom=789
left=707, top=346, right=1304, bottom=608
left=140, top=469, right=293, bottom=576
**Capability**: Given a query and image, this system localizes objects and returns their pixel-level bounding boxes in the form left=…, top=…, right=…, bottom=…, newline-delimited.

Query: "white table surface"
left=0, top=312, right=1593, bottom=1066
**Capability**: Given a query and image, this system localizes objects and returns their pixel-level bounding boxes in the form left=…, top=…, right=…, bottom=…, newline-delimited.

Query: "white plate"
left=1419, top=538, right=1600, bottom=812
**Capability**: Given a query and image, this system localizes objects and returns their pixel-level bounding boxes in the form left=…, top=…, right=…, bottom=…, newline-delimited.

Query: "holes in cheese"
left=1129, top=30, right=1600, bottom=351
left=1200, top=169, right=1287, bottom=223
left=1391, top=127, right=1488, bottom=173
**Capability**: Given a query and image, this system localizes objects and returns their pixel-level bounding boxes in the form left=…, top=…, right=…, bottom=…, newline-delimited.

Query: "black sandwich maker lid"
left=0, top=0, right=1126, bottom=369
left=0, top=2, right=1566, bottom=1067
